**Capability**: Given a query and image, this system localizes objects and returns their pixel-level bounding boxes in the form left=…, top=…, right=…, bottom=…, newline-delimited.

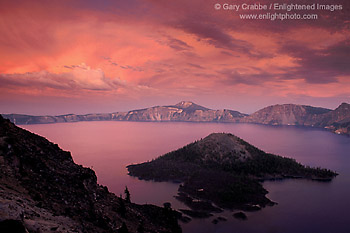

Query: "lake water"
left=22, top=121, right=350, bottom=233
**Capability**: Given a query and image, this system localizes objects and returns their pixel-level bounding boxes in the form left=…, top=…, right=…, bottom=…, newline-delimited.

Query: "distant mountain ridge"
left=3, top=101, right=247, bottom=124
left=242, top=104, right=332, bottom=126
left=242, top=103, right=350, bottom=135
left=2, top=101, right=350, bottom=135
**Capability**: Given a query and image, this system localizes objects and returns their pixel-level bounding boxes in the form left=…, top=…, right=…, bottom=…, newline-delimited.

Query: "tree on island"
left=117, top=222, right=129, bottom=233
left=124, top=186, right=131, bottom=203
left=117, top=196, right=126, bottom=217
left=163, top=202, right=172, bottom=210
left=137, top=220, right=145, bottom=233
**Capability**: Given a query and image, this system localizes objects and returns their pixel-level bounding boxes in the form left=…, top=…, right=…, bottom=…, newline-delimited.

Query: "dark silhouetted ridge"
left=0, top=115, right=181, bottom=233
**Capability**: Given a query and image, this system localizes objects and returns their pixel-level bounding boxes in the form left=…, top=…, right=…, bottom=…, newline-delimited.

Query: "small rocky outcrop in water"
left=127, top=133, right=337, bottom=218
left=233, top=212, right=247, bottom=220
left=0, top=115, right=181, bottom=233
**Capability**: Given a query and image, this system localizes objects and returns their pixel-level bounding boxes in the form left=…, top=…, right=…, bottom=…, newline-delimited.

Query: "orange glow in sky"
left=0, top=0, right=349, bottom=114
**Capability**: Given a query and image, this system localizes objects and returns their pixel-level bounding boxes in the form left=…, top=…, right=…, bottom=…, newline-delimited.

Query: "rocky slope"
left=316, top=103, right=350, bottom=134
left=242, top=104, right=331, bottom=126
left=128, top=133, right=337, bottom=214
left=0, top=115, right=181, bottom=233
left=243, top=103, right=350, bottom=135
left=121, top=101, right=246, bottom=122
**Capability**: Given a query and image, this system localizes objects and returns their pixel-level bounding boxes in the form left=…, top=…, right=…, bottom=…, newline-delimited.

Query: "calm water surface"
left=22, top=122, right=350, bottom=233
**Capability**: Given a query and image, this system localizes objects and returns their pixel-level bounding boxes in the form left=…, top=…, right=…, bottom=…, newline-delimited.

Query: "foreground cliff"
left=128, top=133, right=337, bottom=216
left=0, top=115, right=181, bottom=233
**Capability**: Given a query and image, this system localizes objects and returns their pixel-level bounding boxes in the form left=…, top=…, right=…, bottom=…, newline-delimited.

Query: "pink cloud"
left=0, top=63, right=128, bottom=92
left=0, top=0, right=349, bottom=113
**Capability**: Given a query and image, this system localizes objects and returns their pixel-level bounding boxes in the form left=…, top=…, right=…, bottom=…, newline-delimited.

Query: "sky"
left=0, top=0, right=349, bottom=115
